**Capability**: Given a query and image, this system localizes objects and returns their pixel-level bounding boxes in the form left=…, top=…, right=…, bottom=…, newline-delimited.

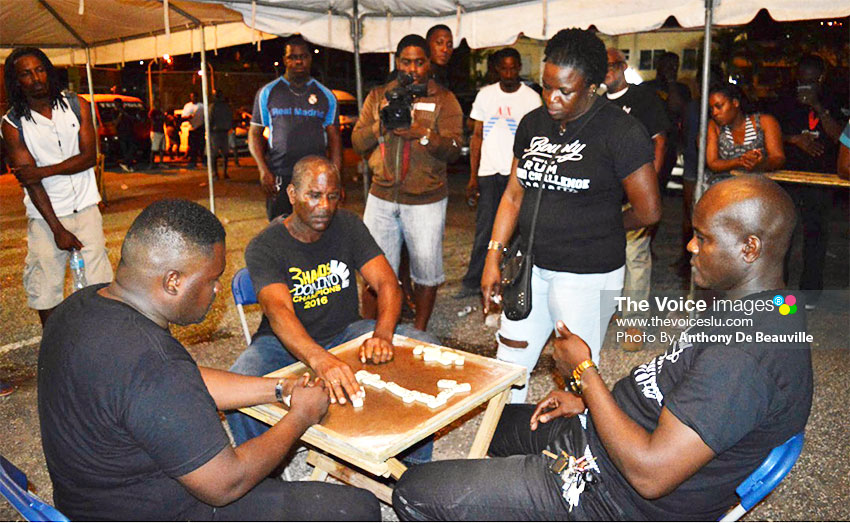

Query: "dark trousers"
left=393, top=405, right=627, bottom=521
left=182, top=478, right=381, bottom=521
left=266, top=186, right=293, bottom=221
left=786, top=185, right=832, bottom=301
left=461, top=174, right=510, bottom=289
left=188, top=127, right=205, bottom=165
left=118, top=133, right=136, bottom=164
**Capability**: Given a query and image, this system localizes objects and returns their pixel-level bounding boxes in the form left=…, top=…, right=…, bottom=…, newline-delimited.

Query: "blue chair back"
left=720, top=432, right=804, bottom=521
left=231, top=267, right=257, bottom=307
left=232, top=268, right=258, bottom=345
left=0, top=455, right=69, bottom=522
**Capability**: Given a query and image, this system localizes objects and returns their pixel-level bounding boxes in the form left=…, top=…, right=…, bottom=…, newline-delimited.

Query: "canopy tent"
left=0, top=0, right=279, bottom=212
left=206, top=0, right=849, bottom=53
left=0, top=0, right=274, bottom=65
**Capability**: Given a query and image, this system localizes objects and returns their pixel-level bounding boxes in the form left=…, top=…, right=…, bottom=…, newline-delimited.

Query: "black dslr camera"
left=380, top=72, right=428, bottom=130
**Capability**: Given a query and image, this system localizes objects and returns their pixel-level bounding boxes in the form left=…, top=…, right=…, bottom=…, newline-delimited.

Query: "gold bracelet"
left=487, top=240, right=504, bottom=252
left=567, top=359, right=597, bottom=395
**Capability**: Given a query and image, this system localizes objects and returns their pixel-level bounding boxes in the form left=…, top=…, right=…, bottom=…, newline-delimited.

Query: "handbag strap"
left=525, top=98, right=607, bottom=251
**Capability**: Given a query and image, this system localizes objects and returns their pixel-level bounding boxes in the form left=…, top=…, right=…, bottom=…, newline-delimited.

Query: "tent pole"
left=199, top=25, right=215, bottom=214
left=352, top=0, right=368, bottom=201
left=84, top=48, right=100, bottom=159
left=85, top=47, right=105, bottom=203
left=689, top=0, right=714, bottom=309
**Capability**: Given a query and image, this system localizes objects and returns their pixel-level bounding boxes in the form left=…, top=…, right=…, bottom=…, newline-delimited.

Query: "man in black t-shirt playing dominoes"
left=227, top=156, right=438, bottom=461
left=38, top=199, right=380, bottom=521
left=394, top=175, right=812, bottom=521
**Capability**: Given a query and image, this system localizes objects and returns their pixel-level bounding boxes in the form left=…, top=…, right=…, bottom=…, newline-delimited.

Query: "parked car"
left=80, top=94, right=151, bottom=164
left=333, top=89, right=358, bottom=147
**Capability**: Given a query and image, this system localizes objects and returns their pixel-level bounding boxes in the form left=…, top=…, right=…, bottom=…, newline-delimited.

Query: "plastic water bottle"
left=69, top=249, right=87, bottom=291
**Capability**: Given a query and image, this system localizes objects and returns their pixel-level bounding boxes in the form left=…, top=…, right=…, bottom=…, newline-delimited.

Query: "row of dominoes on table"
left=353, top=369, right=471, bottom=410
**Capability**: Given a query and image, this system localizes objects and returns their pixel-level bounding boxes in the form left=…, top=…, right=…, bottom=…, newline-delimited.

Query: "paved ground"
left=1, top=156, right=847, bottom=521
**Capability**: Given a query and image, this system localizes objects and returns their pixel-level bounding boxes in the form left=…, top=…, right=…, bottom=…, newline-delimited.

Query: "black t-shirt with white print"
left=246, top=209, right=383, bottom=347
left=607, top=83, right=672, bottom=140
left=585, top=290, right=813, bottom=520
left=512, top=98, right=653, bottom=273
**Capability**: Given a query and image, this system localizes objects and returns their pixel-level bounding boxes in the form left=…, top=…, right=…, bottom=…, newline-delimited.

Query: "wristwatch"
left=274, top=378, right=286, bottom=403
left=419, top=129, right=431, bottom=146
left=567, top=359, right=597, bottom=395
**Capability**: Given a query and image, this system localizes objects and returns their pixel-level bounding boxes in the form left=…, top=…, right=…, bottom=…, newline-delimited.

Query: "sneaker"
left=452, top=285, right=480, bottom=299
left=0, top=379, right=15, bottom=398
left=621, top=327, right=644, bottom=352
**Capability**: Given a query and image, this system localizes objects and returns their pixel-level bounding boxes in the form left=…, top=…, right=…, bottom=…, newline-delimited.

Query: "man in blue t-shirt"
left=394, top=175, right=812, bottom=521
left=249, top=36, right=342, bottom=220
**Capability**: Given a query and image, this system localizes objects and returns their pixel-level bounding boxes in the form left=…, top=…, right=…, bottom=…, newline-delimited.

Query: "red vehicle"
left=79, top=94, right=151, bottom=163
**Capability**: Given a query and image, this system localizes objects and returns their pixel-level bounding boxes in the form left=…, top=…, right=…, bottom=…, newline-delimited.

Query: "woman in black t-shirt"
left=481, top=29, right=661, bottom=403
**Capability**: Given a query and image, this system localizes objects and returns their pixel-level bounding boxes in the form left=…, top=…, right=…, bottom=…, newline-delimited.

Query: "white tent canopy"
left=208, top=0, right=849, bottom=53
left=0, top=0, right=278, bottom=65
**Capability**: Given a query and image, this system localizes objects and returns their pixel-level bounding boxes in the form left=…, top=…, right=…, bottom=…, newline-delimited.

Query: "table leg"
left=307, top=450, right=330, bottom=481
left=467, top=388, right=510, bottom=458
left=306, top=451, right=394, bottom=504
left=386, top=458, right=407, bottom=480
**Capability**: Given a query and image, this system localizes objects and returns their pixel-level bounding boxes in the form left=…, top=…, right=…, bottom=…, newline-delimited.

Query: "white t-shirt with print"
left=470, top=82, right=541, bottom=176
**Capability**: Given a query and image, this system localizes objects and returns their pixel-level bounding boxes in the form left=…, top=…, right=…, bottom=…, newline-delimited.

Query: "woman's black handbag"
left=498, top=100, right=604, bottom=321
left=499, top=188, right=541, bottom=321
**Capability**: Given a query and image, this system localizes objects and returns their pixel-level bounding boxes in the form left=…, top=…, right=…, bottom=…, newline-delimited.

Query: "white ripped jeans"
left=497, top=264, right=624, bottom=403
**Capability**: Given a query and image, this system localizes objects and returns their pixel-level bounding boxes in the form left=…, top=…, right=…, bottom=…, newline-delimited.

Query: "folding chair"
left=0, top=455, right=69, bottom=522
left=720, top=432, right=804, bottom=521
left=231, top=267, right=257, bottom=345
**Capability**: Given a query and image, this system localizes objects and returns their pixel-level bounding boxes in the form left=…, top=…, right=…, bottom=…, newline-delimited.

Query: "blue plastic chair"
left=232, top=267, right=258, bottom=346
left=0, top=455, right=69, bottom=522
left=720, top=432, right=804, bottom=521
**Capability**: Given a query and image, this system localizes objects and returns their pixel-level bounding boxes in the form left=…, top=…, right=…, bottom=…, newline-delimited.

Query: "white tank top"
left=4, top=101, right=100, bottom=219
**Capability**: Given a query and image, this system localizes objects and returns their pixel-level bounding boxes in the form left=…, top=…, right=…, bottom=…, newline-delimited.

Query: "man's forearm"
left=575, top=370, right=658, bottom=495
left=469, top=134, right=482, bottom=183
left=35, top=151, right=96, bottom=180
left=373, top=285, right=402, bottom=342
left=248, top=128, right=272, bottom=176
left=652, top=134, right=667, bottom=175
left=213, top=412, right=313, bottom=505
left=24, top=183, right=65, bottom=233
left=267, top=310, right=328, bottom=370
left=199, top=367, right=279, bottom=410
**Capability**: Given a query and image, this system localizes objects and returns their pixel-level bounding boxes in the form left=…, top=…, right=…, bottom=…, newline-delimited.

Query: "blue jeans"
left=362, top=195, right=447, bottom=286
left=227, top=319, right=438, bottom=464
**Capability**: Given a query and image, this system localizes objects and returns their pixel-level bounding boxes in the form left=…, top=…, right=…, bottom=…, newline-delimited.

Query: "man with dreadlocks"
left=1, top=47, right=113, bottom=327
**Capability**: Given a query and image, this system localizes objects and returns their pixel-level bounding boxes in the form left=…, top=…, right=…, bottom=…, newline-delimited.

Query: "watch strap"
left=274, top=378, right=285, bottom=403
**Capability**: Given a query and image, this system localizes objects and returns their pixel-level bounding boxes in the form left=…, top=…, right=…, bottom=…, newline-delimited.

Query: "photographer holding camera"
left=352, top=34, right=463, bottom=332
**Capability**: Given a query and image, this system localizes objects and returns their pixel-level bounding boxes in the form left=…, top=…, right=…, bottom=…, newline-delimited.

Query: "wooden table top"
left=241, top=332, right=526, bottom=468
left=730, top=169, right=849, bottom=188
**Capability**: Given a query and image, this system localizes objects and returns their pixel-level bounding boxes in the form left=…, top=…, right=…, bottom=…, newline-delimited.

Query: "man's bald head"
left=291, top=155, right=340, bottom=190
left=689, top=175, right=795, bottom=291
left=701, top=175, right=796, bottom=263
left=121, top=199, right=225, bottom=273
